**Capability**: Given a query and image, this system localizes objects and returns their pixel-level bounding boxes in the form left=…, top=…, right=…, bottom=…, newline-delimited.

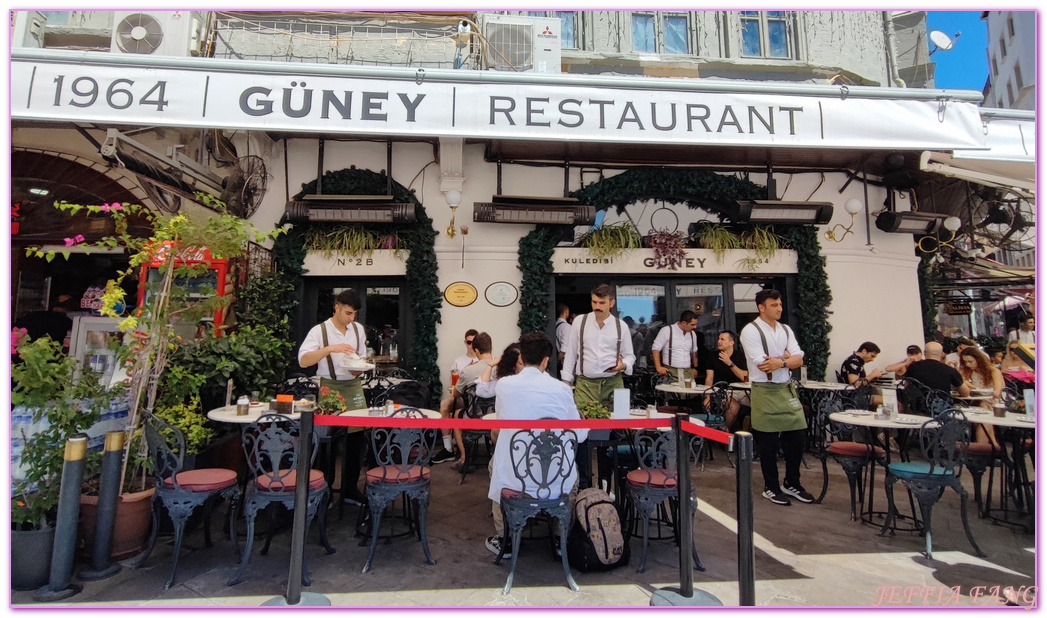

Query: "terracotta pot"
left=79, top=487, right=155, bottom=560
left=11, top=525, right=55, bottom=590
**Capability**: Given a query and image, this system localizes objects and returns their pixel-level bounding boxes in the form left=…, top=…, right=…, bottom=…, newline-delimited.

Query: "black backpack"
left=567, top=487, right=630, bottom=572
left=385, top=380, right=430, bottom=408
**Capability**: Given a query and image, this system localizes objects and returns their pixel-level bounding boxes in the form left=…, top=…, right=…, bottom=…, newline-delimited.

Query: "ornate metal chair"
left=227, top=413, right=335, bottom=586
left=877, top=409, right=984, bottom=560
left=812, top=393, right=886, bottom=521
left=139, top=414, right=241, bottom=589
left=691, top=381, right=730, bottom=468
left=362, top=406, right=438, bottom=573
left=625, top=426, right=705, bottom=573
left=494, top=425, right=580, bottom=595
left=455, top=383, right=495, bottom=483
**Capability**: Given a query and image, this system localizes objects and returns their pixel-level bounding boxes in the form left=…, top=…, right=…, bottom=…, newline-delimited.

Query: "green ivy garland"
left=777, top=225, right=833, bottom=380
left=917, top=254, right=938, bottom=343
left=273, top=167, right=442, bottom=405
left=517, top=225, right=560, bottom=334
left=517, top=167, right=833, bottom=379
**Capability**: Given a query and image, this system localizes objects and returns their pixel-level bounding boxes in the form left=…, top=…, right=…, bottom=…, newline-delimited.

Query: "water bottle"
left=800, top=365, right=808, bottom=384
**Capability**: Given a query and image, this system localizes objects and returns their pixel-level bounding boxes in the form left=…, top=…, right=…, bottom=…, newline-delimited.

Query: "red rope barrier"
left=312, top=413, right=733, bottom=445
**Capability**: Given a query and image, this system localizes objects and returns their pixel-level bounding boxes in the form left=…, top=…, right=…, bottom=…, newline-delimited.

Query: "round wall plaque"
left=485, top=281, right=519, bottom=307
left=444, top=281, right=478, bottom=307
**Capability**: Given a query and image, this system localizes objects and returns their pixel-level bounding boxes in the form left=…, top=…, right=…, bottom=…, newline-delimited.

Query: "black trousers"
left=750, top=427, right=805, bottom=493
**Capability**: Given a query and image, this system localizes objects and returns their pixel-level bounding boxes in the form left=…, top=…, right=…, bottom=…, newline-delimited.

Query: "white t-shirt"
left=451, top=354, right=478, bottom=374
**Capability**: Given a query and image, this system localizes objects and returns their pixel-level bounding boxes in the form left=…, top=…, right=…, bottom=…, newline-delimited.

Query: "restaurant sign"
left=11, top=50, right=988, bottom=152
left=301, top=250, right=407, bottom=276
left=553, top=248, right=797, bottom=275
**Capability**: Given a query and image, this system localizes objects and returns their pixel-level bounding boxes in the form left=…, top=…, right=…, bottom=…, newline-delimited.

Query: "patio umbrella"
left=984, top=295, right=1028, bottom=313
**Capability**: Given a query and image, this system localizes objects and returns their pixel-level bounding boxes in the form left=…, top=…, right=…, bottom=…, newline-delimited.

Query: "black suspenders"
left=576, top=313, right=621, bottom=377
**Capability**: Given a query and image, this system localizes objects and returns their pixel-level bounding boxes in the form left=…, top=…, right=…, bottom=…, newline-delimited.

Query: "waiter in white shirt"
left=561, top=283, right=635, bottom=489
left=651, top=310, right=700, bottom=381
left=738, top=288, right=813, bottom=507
left=298, top=288, right=369, bottom=503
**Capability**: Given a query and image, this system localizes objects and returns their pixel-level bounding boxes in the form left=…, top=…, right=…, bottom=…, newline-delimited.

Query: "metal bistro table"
left=207, top=403, right=304, bottom=423
left=828, top=411, right=929, bottom=532
left=957, top=408, right=1035, bottom=531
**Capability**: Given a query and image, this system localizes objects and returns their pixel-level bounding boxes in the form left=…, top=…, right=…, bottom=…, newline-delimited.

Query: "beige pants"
left=490, top=457, right=579, bottom=538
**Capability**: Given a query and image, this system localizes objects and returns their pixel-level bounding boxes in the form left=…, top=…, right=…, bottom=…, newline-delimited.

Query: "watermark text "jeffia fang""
left=874, top=585, right=1036, bottom=607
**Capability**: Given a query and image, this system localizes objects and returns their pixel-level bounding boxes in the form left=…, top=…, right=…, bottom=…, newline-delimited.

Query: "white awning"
left=921, top=110, right=1035, bottom=197
left=12, top=48, right=991, bottom=153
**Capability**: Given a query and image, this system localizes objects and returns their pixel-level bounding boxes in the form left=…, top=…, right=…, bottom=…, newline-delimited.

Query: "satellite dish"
left=929, top=30, right=955, bottom=54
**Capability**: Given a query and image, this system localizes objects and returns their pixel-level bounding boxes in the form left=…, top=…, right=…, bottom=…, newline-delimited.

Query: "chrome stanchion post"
left=736, top=431, right=756, bottom=606
left=34, top=434, right=88, bottom=601
left=263, top=408, right=330, bottom=606
left=651, top=415, right=722, bottom=607
left=80, top=431, right=125, bottom=580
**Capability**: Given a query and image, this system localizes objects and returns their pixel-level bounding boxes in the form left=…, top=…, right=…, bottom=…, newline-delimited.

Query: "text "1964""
left=52, top=76, right=169, bottom=111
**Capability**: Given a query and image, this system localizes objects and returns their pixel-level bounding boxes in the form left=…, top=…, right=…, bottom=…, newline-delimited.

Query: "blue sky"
left=925, top=10, right=989, bottom=91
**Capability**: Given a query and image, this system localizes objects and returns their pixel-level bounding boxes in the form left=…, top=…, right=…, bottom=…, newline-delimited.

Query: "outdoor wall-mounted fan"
left=220, top=155, right=269, bottom=219
left=113, top=13, right=165, bottom=54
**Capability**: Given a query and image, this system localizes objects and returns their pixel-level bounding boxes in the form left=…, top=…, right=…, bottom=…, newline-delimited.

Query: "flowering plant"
left=1007, top=399, right=1026, bottom=414
left=577, top=399, right=611, bottom=420
left=11, top=327, right=27, bottom=354
left=317, top=386, right=347, bottom=414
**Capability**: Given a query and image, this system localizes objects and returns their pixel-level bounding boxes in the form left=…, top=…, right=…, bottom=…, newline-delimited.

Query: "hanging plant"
left=578, top=220, right=643, bottom=259
left=280, top=167, right=442, bottom=406
left=741, top=226, right=781, bottom=260
left=778, top=225, right=832, bottom=381
left=645, top=230, right=687, bottom=270
left=692, top=222, right=741, bottom=263
left=517, top=225, right=561, bottom=335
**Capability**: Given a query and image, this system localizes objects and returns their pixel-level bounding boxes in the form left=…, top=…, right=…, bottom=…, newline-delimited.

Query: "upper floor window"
left=1014, top=61, right=1023, bottom=90
left=41, top=11, right=71, bottom=25
left=527, top=10, right=578, bottom=49
left=1007, top=13, right=1015, bottom=37
left=1006, top=81, right=1014, bottom=106
left=999, top=36, right=1006, bottom=58
left=992, top=56, right=999, bottom=77
left=740, top=11, right=793, bottom=58
left=630, top=12, right=690, bottom=54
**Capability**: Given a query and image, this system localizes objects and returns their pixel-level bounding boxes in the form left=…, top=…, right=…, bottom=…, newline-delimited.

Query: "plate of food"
left=629, top=409, right=648, bottom=416
left=895, top=416, right=925, bottom=425
left=847, top=410, right=875, bottom=416
left=340, top=354, right=376, bottom=371
left=1015, top=416, right=1035, bottom=424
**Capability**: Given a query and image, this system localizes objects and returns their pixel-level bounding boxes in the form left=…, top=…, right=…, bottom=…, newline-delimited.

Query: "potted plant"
left=314, top=386, right=349, bottom=439
left=11, top=334, right=115, bottom=589
left=578, top=221, right=643, bottom=260
left=577, top=400, right=611, bottom=420
left=27, top=200, right=283, bottom=558
left=644, top=230, right=687, bottom=270
left=691, top=222, right=740, bottom=263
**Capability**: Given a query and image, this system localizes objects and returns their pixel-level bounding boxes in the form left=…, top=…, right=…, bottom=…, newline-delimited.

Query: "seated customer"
left=1002, top=341, right=1034, bottom=373
left=904, top=341, right=971, bottom=399
left=840, top=342, right=884, bottom=386
left=885, top=344, right=923, bottom=376
left=485, top=332, right=587, bottom=557
left=435, top=332, right=494, bottom=465
left=945, top=337, right=977, bottom=370
left=959, top=347, right=1005, bottom=446
left=704, top=330, right=749, bottom=430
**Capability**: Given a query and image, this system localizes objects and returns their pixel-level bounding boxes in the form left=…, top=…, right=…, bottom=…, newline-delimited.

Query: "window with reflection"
left=615, top=283, right=666, bottom=371
left=740, top=11, right=793, bottom=59
left=631, top=12, right=690, bottom=54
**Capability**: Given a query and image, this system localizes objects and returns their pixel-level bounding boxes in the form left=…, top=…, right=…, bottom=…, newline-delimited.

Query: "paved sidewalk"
left=12, top=448, right=1037, bottom=608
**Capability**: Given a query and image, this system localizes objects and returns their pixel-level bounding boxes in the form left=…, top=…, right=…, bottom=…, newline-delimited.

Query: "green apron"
left=322, top=378, right=367, bottom=434
left=749, top=382, right=806, bottom=432
left=574, top=374, right=624, bottom=408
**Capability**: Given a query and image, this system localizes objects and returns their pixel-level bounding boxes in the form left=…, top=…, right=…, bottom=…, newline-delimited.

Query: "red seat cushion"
left=966, top=443, right=999, bottom=456
left=163, top=468, right=237, bottom=492
left=828, top=442, right=885, bottom=458
left=366, top=465, right=430, bottom=484
left=626, top=468, right=677, bottom=487
left=255, top=469, right=326, bottom=492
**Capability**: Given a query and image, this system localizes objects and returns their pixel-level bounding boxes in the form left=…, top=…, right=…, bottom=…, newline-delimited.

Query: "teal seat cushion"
left=692, top=413, right=724, bottom=424
left=888, top=461, right=952, bottom=480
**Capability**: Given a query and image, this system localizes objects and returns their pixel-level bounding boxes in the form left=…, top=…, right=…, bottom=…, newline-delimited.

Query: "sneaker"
left=762, top=489, right=792, bottom=506
left=431, top=448, right=457, bottom=464
left=485, top=535, right=512, bottom=558
left=782, top=484, right=815, bottom=504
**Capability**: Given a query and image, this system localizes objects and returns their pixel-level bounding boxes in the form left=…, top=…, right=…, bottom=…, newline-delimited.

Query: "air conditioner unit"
left=481, top=15, right=561, bottom=74
left=110, top=10, right=207, bottom=57
left=11, top=11, right=47, bottom=48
